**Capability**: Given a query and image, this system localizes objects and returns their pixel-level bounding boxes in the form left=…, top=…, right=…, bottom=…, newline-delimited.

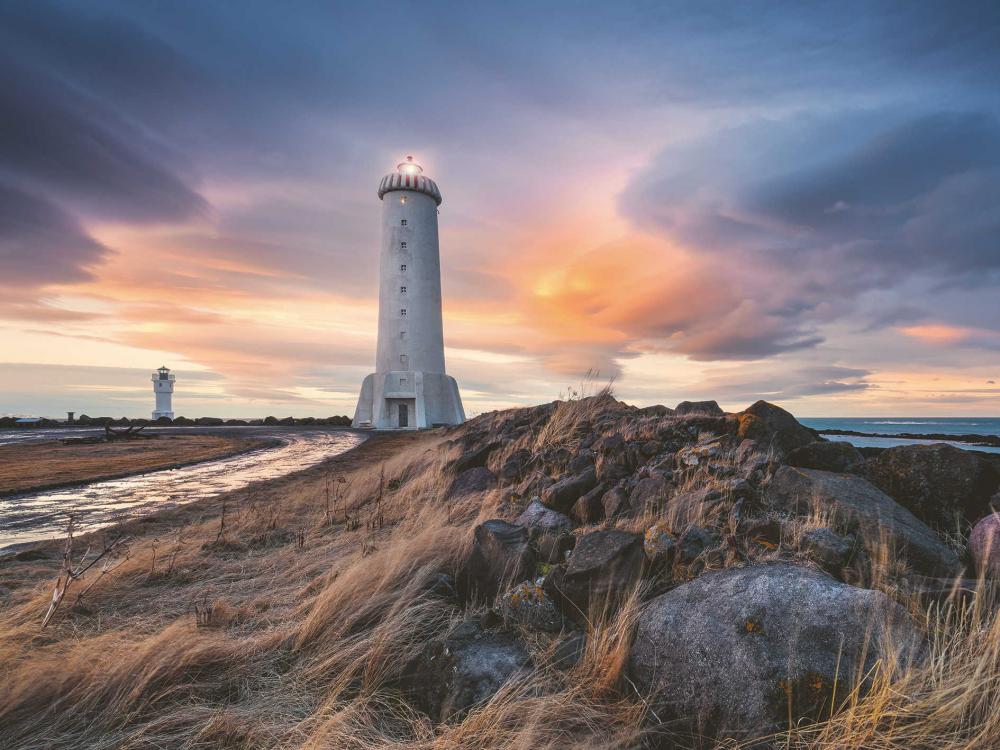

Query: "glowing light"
left=397, top=155, right=423, bottom=175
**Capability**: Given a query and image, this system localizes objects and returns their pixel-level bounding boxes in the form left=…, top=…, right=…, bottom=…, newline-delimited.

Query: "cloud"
left=0, top=182, right=108, bottom=287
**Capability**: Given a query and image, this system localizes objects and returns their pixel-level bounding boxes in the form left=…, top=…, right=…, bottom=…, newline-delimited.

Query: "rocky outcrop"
left=458, top=521, right=535, bottom=601
left=787, top=440, right=865, bottom=474
left=864, top=443, right=1000, bottom=530
left=765, top=466, right=960, bottom=577
left=409, top=618, right=532, bottom=722
left=970, top=512, right=1000, bottom=578
left=736, top=401, right=817, bottom=455
left=675, top=400, right=724, bottom=417
left=544, top=529, right=644, bottom=623
left=629, top=563, right=925, bottom=744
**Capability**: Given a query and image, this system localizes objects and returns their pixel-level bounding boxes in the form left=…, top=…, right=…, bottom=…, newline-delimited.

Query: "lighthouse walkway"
left=0, top=427, right=364, bottom=552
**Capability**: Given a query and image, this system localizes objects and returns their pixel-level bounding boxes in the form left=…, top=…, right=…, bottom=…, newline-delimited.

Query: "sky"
left=1, top=0, right=999, bottom=419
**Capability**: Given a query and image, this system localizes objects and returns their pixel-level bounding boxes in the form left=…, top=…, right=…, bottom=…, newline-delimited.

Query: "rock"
left=448, top=467, right=498, bottom=499
left=568, top=449, right=595, bottom=475
left=736, top=400, right=817, bottom=455
left=665, top=487, right=725, bottom=529
left=500, top=581, right=563, bottom=632
left=676, top=441, right=721, bottom=467
left=458, top=521, right=536, bottom=601
left=742, top=518, right=783, bottom=550
left=969, top=512, right=1000, bottom=578
left=675, top=400, right=724, bottom=417
left=800, top=527, right=856, bottom=575
left=540, top=468, right=598, bottom=513
left=515, top=499, right=572, bottom=535
left=643, top=521, right=676, bottom=563
left=628, top=472, right=671, bottom=515
left=864, top=444, right=1000, bottom=530
left=453, top=441, right=500, bottom=473
left=765, top=466, right=961, bottom=577
left=601, top=485, right=632, bottom=519
left=570, top=482, right=606, bottom=524
left=629, top=563, right=925, bottom=744
left=498, top=449, right=532, bottom=483
left=410, top=618, right=532, bottom=722
left=550, top=632, right=587, bottom=669
left=592, top=434, right=634, bottom=482
left=787, top=440, right=865, bottom=474
left=675, top=524, right=716, bottom=565
left=544, top=529, right=644, bottom=623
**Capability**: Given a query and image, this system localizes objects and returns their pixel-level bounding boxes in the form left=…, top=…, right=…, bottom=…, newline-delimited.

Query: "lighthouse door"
left=398, top=403, right=409, bottom=428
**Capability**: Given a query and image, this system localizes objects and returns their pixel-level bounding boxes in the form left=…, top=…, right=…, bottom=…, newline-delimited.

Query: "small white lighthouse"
left=151, top=365, right=175, bottom=420
left=352, top=157, right=465, bottom=429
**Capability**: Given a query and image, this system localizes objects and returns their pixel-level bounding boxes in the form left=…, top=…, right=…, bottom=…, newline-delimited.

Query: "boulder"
left=458, top=521, right=536, bottom=601
left=643, top=521, right=676, bottom=563
left=448, top=467, right=498, bottom=499
left=592, top=434, right=635, bottom=482
left=544, top=529, right=644, bottom=623
left=787, top=440, right=865, bottom=474
left=568, top=449, right=595, bottom=475
left=601, top=485, right=632, bottom=519
left=628, top=472, right=671, bottom=515
left=864, top=443, right=1000, bottom=530
left=969, top=512, right=1000, bottom=578
left=675, top=400, right=725, bottom=417
left=570, top=482, right=607, bottom=524
left=799, top=527, right=856, bottom=576
left=629, top=563, right=925, bottom=744
left=453, top=441, right=501, bottom=473
left=736, top=400, right=817, bottom=455
left=540, top=468, right=597, bottom=513
left=765, top=466, right=960, bottom=578
left=410, top=618, right=532, bottom=722
left=515, top=499, right=574, bottom=563
left=498, top=448, right=532, bottom=483
left=500, top=581, right=563, bottom=632
left=515, top=499, right=572, bottom=535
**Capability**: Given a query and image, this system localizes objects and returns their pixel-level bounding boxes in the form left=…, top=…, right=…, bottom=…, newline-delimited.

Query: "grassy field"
left=0, top=400, right=997, bottom=749
left=0, top=435, right=268, bottom=496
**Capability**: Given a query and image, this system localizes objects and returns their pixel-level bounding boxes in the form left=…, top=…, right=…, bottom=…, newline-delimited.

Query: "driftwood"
left=104, top=424, right=147, bottom=441
left=41, top=517, right=132, bottom=628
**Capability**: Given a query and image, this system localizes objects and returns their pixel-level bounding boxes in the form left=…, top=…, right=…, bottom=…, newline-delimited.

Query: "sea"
left=799, top=418, right=1000, bottom=454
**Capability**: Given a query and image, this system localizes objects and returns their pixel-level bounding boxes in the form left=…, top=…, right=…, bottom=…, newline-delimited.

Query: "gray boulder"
left=787, top=440, right=865, bottom=474
left=411, top=618, right=532, bottom=722
left=544, top=529, right=644, bottom=623
left=799, top=527, right=857, bottom=576
left=864, top=443, right=1000, bottom=530
left=629, top=563, right=925, bottom=744
left=765, top=466, right=960, bottom=577
left=515, top=499, right=573, bottom=563
left=570, top=482, right=607, bottom=524
left=458, top=520, right=536, bottom=601
left=500, top=581, right=563, bottom=632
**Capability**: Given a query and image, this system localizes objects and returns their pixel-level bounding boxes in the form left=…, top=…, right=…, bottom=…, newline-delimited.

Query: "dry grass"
left=0, top=416, right=998, bottom=749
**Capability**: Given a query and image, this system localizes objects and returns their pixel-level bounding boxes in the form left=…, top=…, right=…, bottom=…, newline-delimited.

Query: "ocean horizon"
left=800, top=417, right=1000, bottom=454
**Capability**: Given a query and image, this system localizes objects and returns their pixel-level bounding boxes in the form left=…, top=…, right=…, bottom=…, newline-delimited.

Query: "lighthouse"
left=151, top=366, right=175, bottom=420
left=352, top=157, right=465, bottom=429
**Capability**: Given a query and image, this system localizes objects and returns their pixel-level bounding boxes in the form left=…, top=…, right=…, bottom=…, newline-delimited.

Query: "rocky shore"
left=819, top=427, right=1000, bottom=449
left=2, top=395, right=999, bottom=748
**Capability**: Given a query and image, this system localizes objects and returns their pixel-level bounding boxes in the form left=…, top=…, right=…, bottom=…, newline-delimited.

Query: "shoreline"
left=818, top=428, right=1000, bottom=449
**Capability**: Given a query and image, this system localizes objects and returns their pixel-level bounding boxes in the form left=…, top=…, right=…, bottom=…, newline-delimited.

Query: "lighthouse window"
left=400, top=286, right=407, bottom=294
left=400, top=264, right=406, bottom=272
left=400, top=308, right=407, bottom=316
left=400, top=331, right=407, bottom=339
left=400, top=219, right=407, bottom=226
left=400, top=355, right=409, bottom=369
left=400, top=241, right=407, bottom=249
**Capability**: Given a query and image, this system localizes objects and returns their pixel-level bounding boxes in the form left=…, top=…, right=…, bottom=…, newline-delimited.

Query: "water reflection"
left=0, top=428, right=365, bottom=551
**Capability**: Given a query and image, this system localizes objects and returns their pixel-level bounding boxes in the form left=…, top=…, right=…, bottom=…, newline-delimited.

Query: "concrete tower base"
left=353, top=370, right=465, bottom=429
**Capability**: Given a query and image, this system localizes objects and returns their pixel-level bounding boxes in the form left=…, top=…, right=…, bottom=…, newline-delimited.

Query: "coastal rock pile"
left=414, top=394, right=999, bottom=744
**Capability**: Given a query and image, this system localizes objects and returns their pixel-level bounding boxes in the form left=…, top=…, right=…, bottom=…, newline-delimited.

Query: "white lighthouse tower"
left=352, top=157, right=465, bottom=429
left=151, top=365, right=175, bottom=420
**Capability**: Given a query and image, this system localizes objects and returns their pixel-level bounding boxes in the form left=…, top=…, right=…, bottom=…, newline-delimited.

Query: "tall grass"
left=0, top=407, right=998, bottom=749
